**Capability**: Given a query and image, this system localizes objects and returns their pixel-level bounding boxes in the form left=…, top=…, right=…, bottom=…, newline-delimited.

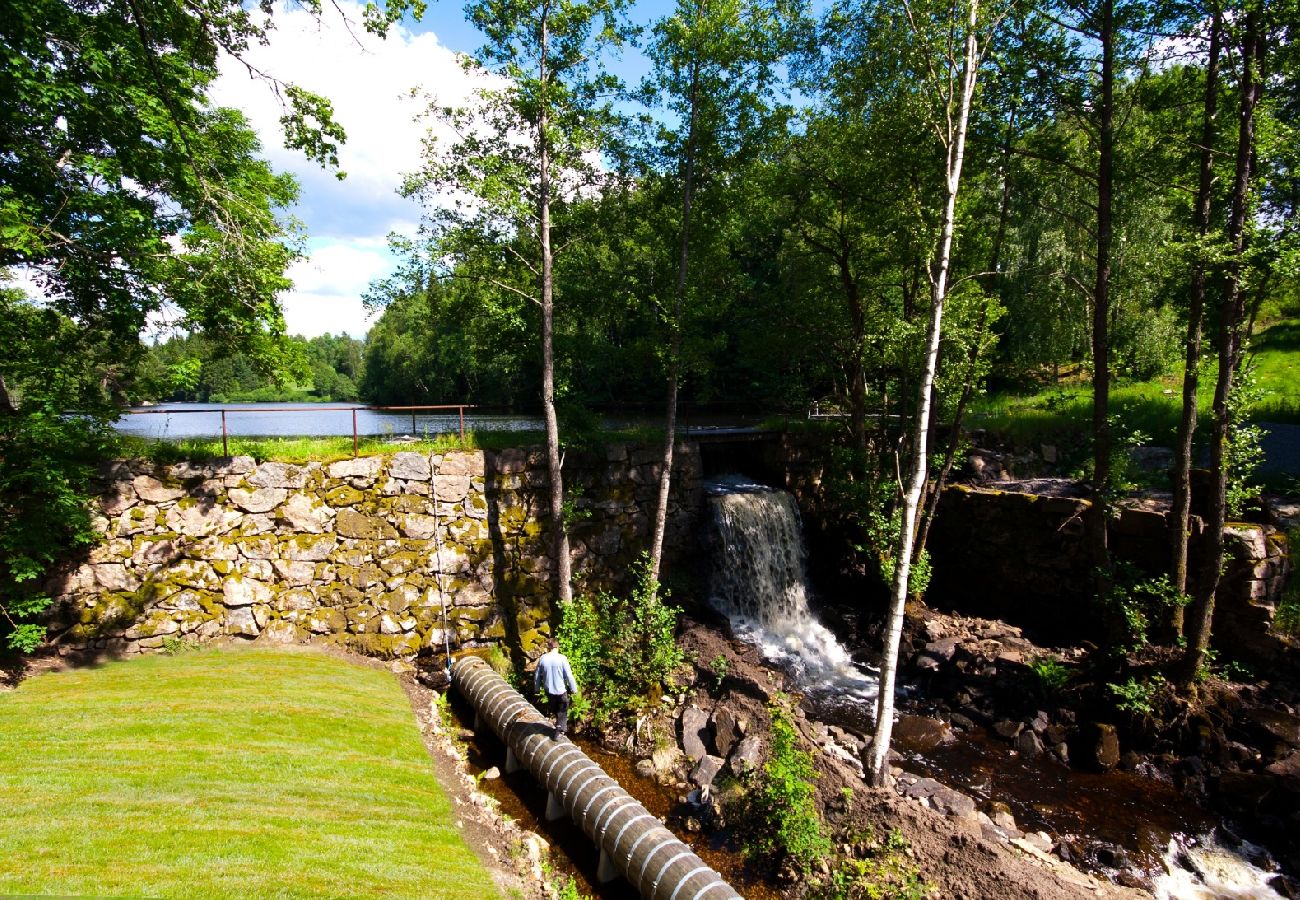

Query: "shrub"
left=555, top=554, right=683, bottom=728
left=1029, top=656, right=1071, bottom=697
left=737, top=698, right=831, bottom=873
left=815, top=828, right=933, bottom=900
left=1108, top=674, right=1166, bottom=716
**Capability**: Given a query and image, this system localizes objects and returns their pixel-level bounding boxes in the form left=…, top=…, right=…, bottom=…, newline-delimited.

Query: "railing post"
left=459, top=406, right=465, bottom=442
left=412, top=411, right=417, bottom=436
left=221, top=410, right=228, bottom=456
left=352, top=408, right=358, bottom=457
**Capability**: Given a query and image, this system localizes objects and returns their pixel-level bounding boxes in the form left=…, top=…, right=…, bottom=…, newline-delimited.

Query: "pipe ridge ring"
left=559, top=763, right=602, bottom=801
left=541, top=746, right=580, bottom=781
left=648, top=849, right=693, bottom=894
left=667, top=866, right=713, bottom=900
left=549, top=756, right=588, bottom=793
left=590, top=793, right=634, bottom=839
left=622, top=826, right=658, bottom=866
left=579, top=784, right=618, bottom=822
left=635, top=835, right=679, bottom=890
left=593, top=795, right=636, bottom=835
left=610, top=811, right=655, bottom=855
left=692, top=881, right=731, bottom=900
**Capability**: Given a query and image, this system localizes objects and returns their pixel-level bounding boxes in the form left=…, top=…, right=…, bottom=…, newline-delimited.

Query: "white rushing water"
left=706, top=477, right=878, bottom=705
left=1155, top=833, right=1286, bottom=899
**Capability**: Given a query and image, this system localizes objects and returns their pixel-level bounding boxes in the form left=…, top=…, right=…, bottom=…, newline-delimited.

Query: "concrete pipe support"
left=453, top=656, right=741, bottom=900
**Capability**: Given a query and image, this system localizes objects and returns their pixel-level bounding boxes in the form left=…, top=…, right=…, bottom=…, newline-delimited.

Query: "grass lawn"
left=0, top=647, right=499, bottom=899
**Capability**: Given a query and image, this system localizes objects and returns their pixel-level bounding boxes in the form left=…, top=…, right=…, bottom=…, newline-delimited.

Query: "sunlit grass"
left=971, top=318, right=1300, bottom=445
left=0, top=647, right=497, bottom=899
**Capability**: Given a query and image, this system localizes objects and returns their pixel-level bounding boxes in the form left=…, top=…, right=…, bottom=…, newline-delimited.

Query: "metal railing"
left=125, top=404, right=473, bottom=456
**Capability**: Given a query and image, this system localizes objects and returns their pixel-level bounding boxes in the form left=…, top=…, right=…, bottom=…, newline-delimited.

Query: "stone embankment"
left=46, top=445, right=703, bottom=658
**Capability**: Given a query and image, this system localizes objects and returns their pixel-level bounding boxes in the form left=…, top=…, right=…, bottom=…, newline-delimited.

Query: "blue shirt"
left=535, top=649, right=578, bottom=695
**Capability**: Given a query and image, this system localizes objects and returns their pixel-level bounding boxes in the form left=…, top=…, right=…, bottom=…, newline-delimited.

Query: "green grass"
left=114, top=432, right=487, bottom=465
left=0, top=647, right=498, bottom=898
left=971, top=318, right=1300, bottom=447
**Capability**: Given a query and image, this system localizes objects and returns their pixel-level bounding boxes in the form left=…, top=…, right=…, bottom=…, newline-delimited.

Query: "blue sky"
left=210, top=0, right=680, bottom=339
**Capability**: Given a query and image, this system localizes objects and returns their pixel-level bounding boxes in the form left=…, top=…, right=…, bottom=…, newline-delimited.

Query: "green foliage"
left=1029, top=656, right=1071, bottom=697
left=160, top=636, right=198, bottom=656
left=709, top=653, right=731, bottom=691
left=1224, top=366, right=1266, bottom=517
left=555, top=555, right=683, bottom=727
left=814, top=828, right=933, bottom=900
left=1107, top=674, right=1166, bottom=716
left=1276, top=555, right=1300, bottom=638
left=1097, top=563, right=1187, bottom=651
left=737, top=697, right=831, bottom=873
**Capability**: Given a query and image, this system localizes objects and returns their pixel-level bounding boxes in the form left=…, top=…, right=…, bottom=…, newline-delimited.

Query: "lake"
left=114, top=402, right=766, bottom=440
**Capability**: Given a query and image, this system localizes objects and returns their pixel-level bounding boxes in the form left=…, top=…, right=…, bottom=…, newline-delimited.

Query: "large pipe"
left=453, top=656, right=741, bottom=900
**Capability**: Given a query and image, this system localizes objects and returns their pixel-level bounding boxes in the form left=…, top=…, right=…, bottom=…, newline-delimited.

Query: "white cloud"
left=210, top=1, right=487, bottom=338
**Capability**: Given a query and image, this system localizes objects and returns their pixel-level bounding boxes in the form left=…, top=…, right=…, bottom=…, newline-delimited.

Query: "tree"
left=863, top=0, right=1001, bottom=786
left=0, top=0, right=350, bottom=651
left=380, top=0, right=634, bottom=605
left=642, top=0, right=798, bottom=582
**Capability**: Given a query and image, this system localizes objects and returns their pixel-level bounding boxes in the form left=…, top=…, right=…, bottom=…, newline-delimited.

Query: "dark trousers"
left=547, top=692, right=571, bottom=735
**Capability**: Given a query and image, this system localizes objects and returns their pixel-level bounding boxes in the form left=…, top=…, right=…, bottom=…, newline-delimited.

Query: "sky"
left=210, top=0, right=671, bottom=340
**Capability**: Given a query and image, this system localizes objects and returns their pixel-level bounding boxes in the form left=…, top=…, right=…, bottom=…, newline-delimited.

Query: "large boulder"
left=389, top=452, right=432, bottom=481
left=680, top=705, right=712, bottom=761
left=132, top=475, right=184, bottom=503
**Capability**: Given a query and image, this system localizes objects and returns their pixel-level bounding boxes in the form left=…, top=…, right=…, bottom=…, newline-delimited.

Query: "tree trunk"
left=1087, top=0, right=1116, bottom=588
left=538, top=8, right=573, bottom=605
left=913, top=109, right=1015, bottom=562
left=868, top=0, right=980, bottom=786
left=1169, top=11, right=1221, bottom=636
left=650, top=60, right=701, bottom=585
left=1179, top=12, right=1263, bottom=686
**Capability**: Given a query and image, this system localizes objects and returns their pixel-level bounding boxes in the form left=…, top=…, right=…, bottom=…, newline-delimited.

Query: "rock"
left=434, top=474, right=471, bottom=502
left=636, top=759, right=656, bottom=780
left=272, top=560, right=316, bottom=587
left=389, top=452, right=432, bottom=481
left=1243, top=708, right=1300, bottom=750
left=900, top=777, right=977, bottom=821
left=712, top=707, right=742, bottom=758
left=1266, top=750, right=1300, bottom=787
left=680, top=705, right=712, bottom=761
left=165, top=502, right=234, bottom=537
left=1016, top=730, right=1045, bottom=759
left=280, top=493, right=333, bottom=533
left=226, top=606, right=260, bottom=637
left=439, top=451, right=485, bottom=477
left=1090, top=723, right=1122, bottom=770
left=894, top=715, right=955, bottom=754
left=987, top=801, right=1018, bottom=833
left=690, top=755, right=725, bottom=790
left=101, top=482, right=138, bottom=516
left=132, top=475, right=185, bottom=503
left=248, top=462, right=307, bottom=490
left=336, top=508, right=398, bottom=541
left=222, top=575, right=272, bottom=608
left=229, top=487, right=286, bottom=513
left=949, top=713, right=976, bottom=731
left=993, top=719, right=1023, bottom=740
left=400, top=515, right=438, bottom=539
left=280, top=534, right=337, bottom=561
left=260, top=620, right=298, bottom=644
left=481, top=767, right=501, bottom=780
left=327, top=457, right=383, bottom=480
left=91, top=563, right=139, bottom=592
left=650, top=744, right=681, bottom=776
left=729, top=735, right=762, bottom=773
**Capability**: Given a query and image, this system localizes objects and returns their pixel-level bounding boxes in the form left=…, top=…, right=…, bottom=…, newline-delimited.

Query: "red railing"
left=125, top=404, right=472, bottom=457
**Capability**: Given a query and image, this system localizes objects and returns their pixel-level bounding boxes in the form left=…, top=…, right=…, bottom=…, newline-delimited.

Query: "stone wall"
left=927, top=484, right=1293, bottom=665
left=46, top=443, right=704, bottom=659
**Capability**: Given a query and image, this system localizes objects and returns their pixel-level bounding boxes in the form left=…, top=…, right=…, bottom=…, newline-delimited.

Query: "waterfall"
left=706, top=477, right=877, bottom=705
left=1154, top=832, right=1286, bottom=899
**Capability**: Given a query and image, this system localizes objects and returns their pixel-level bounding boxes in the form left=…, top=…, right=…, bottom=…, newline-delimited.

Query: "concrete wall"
left=46, top=443, right=703, bottom=659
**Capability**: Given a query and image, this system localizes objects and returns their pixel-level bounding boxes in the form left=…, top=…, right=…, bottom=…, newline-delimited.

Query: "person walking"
left=534, top=638, right=578, bottom=740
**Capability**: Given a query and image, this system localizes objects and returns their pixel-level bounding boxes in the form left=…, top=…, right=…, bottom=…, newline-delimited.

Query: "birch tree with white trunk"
left=866, top=0, right=1004, bottom=787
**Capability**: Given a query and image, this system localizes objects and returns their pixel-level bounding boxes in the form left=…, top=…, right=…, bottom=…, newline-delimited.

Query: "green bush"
left=1108, top=674, right=1166, bottom=716
left=1029, top=656, right=1071, bottom=697
left=737, top=698, right=831, bottom=873
left=555, top=554, right=683, bottom=728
